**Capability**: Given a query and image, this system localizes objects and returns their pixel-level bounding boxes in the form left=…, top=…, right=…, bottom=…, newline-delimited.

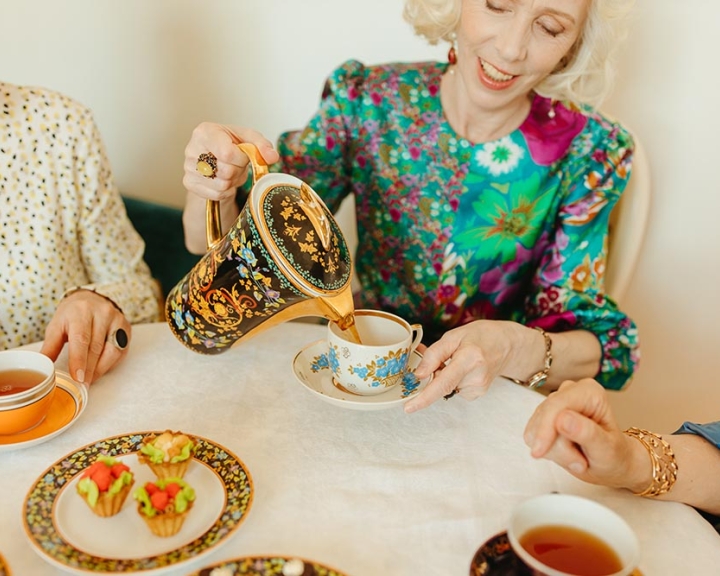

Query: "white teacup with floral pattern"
left=327, top=309, right=423, bottom=396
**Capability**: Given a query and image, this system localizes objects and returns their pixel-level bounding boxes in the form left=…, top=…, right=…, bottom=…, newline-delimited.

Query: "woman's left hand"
left=404, top=320, right=525, bottom=413
left=523, top=379, right=647, bottom=490
left=40, top=289, right=131, bottom=385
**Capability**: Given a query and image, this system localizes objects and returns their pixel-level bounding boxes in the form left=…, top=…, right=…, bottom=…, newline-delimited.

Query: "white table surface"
left=2, top=321, right=720, bottom=576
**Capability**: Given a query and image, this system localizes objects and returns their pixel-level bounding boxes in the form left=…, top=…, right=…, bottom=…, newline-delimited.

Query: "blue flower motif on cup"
left=352, top=366, right=371, bottom=380
left=349, top=349, right=409, bottom=389
left=328, top=346, right=341, bottom=375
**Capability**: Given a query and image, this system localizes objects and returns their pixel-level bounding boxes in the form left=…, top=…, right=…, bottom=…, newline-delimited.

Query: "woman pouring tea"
left=180, top=0, right=639, bottom=411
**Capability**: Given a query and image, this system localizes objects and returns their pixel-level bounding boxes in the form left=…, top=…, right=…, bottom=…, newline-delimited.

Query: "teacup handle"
left=205, top=143, right=269, bottom=250
left=409, top=324, right=423, bottom=354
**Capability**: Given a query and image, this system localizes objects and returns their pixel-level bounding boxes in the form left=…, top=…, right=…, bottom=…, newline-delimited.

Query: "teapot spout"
left=316, top=287, right=361, bottom=343
left=316, top=286, right=356, bottom=329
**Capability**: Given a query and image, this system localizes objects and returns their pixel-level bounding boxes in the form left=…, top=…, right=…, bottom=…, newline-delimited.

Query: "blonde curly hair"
left=403, top=0, right=635, bottom=108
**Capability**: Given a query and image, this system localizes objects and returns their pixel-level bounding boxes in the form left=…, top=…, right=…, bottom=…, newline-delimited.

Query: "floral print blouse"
left=271, top=60, right=639, bottom=390
left=0, top=83, right=161, bottom=350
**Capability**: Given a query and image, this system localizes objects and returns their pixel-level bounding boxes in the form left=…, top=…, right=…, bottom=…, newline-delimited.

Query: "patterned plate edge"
left=22, top=431, right=254, bottom=574
left=188, top=555, right=349, bottom=576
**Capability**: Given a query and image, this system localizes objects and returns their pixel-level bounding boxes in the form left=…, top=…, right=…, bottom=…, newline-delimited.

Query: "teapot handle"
left=205, top=143, right=269, bottom=250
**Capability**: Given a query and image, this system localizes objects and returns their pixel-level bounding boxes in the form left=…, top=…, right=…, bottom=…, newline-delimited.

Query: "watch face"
left=527, top=372, right=548, bottom=390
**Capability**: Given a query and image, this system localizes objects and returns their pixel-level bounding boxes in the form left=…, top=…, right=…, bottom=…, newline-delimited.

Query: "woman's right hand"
left=41, top=289, right=132, bottom=385
left=182, top=123, right=280, bottom=253
left=182, top=122, right=279, bottom=202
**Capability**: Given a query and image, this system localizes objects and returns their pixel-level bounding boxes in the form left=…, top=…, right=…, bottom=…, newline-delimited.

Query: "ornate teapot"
left=166, top=143, right=355, bottom=354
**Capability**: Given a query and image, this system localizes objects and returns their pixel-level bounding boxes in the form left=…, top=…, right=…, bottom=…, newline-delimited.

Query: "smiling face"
left=455, top=0, right=590, bottom=112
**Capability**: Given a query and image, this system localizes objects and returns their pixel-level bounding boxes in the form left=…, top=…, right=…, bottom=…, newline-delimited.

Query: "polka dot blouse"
left=0, top=82, right=161, bottom=350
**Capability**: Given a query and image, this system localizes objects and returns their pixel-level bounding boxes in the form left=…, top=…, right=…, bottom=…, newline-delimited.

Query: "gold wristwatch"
left=504, top=327, right=553, bottom=389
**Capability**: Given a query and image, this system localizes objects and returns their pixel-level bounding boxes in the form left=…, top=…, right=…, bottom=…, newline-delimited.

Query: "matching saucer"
left=469, top=532, right=529, bottom=575
left=0, top=371, right=88, bottom=452
left=292, top=339, right=432, bottom=411
left=469, top=532, right=644, bottom=576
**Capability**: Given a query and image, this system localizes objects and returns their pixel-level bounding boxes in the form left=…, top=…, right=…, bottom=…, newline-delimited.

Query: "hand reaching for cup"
left=40, top=289, right=131, bottom=385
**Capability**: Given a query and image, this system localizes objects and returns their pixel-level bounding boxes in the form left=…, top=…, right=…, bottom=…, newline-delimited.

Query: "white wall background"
left=1, top=0, right=718, bottom=432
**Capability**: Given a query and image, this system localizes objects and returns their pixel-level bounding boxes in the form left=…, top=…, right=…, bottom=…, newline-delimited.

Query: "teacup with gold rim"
left=327, top=309, right=423, bottom=396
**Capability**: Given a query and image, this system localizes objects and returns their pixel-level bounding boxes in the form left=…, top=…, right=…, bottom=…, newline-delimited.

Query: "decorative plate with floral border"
left=0, top=551, right=10, bottom=576
left=22, top=432, right=253, bottom=575
left=188, top=555, right=348, bottom=576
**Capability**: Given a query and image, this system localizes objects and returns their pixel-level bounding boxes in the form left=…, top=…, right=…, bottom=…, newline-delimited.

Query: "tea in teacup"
left=0, top=368, right=47, bottom=396
left=519, top=525, right=623, bottom=575
left=507, top=494, right=640, bottom=576
left=327, top=309, right=423, bottom=396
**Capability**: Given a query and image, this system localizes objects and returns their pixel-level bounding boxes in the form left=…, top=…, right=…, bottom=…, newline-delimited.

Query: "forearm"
left=182, top=192, right=240, bottom=254
left=505, top=326, right=602, bottom=392
left=623, top=433, right=720, bottom=515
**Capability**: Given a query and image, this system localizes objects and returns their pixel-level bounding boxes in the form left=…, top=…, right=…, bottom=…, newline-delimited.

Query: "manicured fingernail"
left=569, top=462, right=584, bottom=473
left=75, top=369, right=85, bottom=383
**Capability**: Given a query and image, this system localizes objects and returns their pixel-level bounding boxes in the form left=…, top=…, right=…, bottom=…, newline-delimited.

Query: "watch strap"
left=503, top=327, right=552, bottom=389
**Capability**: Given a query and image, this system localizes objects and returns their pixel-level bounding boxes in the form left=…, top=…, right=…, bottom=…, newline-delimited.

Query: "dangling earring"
left=548, top=99, right=557, bottom=120
left=447, top=33, right=457, bottom=72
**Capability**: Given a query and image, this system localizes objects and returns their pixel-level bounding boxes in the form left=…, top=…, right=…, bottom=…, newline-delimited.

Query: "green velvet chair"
left=122, top=196, right=201, bottom=302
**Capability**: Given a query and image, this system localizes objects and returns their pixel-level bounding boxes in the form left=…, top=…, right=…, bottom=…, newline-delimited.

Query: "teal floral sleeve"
left=521, top=120, right=639, bottom=389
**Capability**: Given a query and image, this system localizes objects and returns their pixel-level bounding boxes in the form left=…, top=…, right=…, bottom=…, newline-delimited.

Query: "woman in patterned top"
left=0, top=83, right=161, bottom=384
left=181, top=0, right=638, bottom=411
left=526, top=378, right=720, bottom=515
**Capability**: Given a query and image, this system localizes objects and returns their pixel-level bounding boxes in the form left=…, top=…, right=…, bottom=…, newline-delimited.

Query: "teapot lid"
left=250, top=175, right=352, bottom=296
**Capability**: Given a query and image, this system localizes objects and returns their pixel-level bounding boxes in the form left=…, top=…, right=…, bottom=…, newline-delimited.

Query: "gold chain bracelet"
left=503, top=327, right=553, bottom=389
left=623, top=427, right=678, bottom=497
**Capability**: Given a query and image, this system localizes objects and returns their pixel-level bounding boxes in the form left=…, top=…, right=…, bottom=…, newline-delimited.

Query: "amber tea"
left=519, top=525, right=623, bottom=576
left=0, top=369, right=47, bottom=396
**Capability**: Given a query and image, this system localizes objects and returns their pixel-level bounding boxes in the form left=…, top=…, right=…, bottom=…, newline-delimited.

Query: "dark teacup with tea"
left=507, top=494, right=640, bottom=576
